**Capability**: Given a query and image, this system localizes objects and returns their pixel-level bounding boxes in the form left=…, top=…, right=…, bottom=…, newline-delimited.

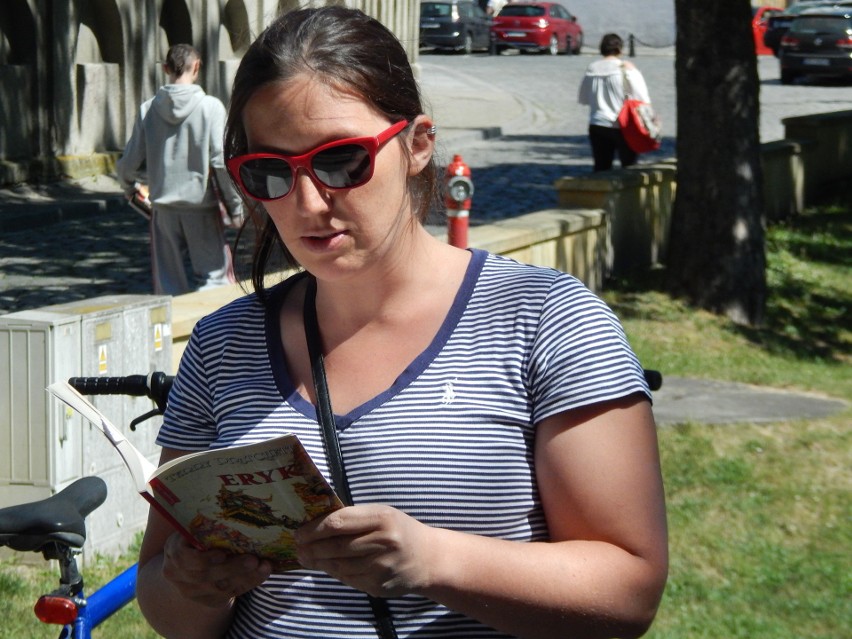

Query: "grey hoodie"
left=117, top=84, right=242, bottom=213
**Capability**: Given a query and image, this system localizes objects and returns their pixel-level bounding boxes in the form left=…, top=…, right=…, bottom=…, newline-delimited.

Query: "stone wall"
left=554, top=109, right=852, bottom=277
left=0, top=0, right=420, bottom=185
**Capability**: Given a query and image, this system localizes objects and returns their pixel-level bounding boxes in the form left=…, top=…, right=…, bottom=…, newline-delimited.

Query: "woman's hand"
left=294, top=504, right=437, bottom=597
left=160, top=533, right=273, bottom=608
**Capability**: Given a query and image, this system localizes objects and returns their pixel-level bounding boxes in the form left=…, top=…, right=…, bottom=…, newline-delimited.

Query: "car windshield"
left=498, top=5, right=546, bottom=17
left=422, top=2, right=452, bottom=17
left=786, top=2, right=836, bottom=15
left=790, top=16, right=852, bottom=33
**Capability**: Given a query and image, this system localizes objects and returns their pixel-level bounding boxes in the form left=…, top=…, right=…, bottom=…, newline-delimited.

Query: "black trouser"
left=589, top=124, right=638, bottom=172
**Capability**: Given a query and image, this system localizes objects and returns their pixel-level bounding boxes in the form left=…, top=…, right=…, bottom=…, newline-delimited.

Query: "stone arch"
left=75, top=0, right=123, bottom=64
left=160, top=0, right=194, bottom=59
left=218, top=0, right=250, bottom=102
left=68, top=0, right=124, bottom=154
left=222, top=0, right=251, bottom=58
left=277, top=0, right=303, bottom=14
left=0, top=0, right=36, bottom=65
left=75, top=24, right=102, bottom=64
left=0, top=0, right=37, bottom=159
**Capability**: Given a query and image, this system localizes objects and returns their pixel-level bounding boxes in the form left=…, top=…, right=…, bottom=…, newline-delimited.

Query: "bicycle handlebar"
left=644, top=369, right=662, bottom=392
left=68, top=372, right=174, bottom=430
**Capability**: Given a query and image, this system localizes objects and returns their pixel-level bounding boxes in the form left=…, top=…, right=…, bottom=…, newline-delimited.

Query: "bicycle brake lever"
left=129, top=408, right=163, bottom=431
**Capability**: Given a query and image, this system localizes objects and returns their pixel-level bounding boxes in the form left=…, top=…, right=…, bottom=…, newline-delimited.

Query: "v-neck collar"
left=265, top=249, right=487, bottom=430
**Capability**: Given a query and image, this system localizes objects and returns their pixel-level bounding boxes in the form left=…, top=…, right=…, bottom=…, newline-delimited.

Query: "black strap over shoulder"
left=302, top=275, right=398, bottom=639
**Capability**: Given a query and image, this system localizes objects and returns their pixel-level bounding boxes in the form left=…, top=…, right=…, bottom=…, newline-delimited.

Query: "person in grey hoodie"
left=578, top=33, right=652, bottom=172
left=117, top=43, right=243, bottom=295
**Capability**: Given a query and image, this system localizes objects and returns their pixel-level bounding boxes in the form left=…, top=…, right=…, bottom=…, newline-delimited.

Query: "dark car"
left=764, top=1, right=852, bottom=56
left=420, top=0, right=493, bottom=54
left=779, top=7, right=852, bottom=83
left=491, top=2, right=583, bottom=55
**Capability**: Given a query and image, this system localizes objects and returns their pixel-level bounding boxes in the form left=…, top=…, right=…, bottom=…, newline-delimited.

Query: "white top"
left=578, top=57, right=652, bottom=128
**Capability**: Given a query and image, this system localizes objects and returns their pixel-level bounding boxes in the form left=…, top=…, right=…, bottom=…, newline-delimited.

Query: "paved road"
left=2, top=52, right=851, bottom=315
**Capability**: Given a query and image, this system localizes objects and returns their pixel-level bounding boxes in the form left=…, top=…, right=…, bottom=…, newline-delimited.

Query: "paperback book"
left=48, top=381, right=343, bottom=571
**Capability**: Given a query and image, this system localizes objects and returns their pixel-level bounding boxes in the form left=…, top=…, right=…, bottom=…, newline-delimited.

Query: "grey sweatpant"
left=150, top=204, right=234, bottom=296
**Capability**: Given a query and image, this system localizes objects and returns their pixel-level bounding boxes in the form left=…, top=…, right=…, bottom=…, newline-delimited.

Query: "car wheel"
left=547, top=35, right=558, bottom=55
left=462, top=33, right=473, bottom=55
left=780, top=69, right=798, bottom=85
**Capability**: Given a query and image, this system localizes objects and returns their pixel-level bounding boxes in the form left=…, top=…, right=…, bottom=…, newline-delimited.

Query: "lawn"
left=1, top=201, right=849, bottom=638
left=603, top=200, right=851, bottom=639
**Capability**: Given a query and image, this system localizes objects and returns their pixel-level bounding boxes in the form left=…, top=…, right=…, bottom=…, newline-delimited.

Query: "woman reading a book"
left=136, top=7, right=668, bottom=639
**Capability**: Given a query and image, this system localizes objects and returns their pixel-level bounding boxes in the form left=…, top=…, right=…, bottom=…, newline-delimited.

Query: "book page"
left=148, top=434, right=343, bottom=571
left=48, top=381, right=156, bottom=493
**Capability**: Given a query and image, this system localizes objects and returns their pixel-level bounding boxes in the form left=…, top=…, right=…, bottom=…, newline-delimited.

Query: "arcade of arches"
left=0, top=0, right=419, bottom=184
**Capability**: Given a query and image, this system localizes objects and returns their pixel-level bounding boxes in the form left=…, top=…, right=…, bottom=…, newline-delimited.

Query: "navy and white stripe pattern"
left=158, top=249, right=650, bottom=638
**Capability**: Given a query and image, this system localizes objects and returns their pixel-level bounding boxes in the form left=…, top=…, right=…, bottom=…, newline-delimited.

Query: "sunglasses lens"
left=239, top=158, right=293, bottom=199
left=312, top=144, right=372, bottom=189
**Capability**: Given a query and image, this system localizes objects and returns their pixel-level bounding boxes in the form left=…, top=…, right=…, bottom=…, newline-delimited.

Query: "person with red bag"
left=578, top=33, right=654, bottom=172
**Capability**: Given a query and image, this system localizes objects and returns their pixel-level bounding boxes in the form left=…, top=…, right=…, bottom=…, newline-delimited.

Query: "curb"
left=0, top=196, right=128, bottom=233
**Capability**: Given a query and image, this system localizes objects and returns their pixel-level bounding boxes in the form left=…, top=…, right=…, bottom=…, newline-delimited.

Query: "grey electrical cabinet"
left=0, top=294, right=172, bottom=559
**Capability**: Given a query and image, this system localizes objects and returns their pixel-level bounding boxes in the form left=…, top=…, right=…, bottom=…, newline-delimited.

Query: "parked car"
left=779, top=7, right=852, bottom=83
left=753, top=5, right=784, bottom=55
left=420, top=0, right=493, bottom=54
left=491, top=2, right=583, bottom=55
left=763, top=0, right=852, bottom=56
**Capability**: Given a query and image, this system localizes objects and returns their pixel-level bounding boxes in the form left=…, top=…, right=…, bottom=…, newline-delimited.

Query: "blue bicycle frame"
left=55, top=564, right=138, bottom=639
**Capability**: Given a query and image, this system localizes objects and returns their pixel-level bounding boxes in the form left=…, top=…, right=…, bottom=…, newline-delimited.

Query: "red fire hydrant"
left=444, top=154, right=474, bottom=249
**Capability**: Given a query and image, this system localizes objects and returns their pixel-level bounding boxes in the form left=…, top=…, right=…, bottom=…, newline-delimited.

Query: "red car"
left=753, top=5, right=783, bottom=56
left=491, top=2, right=583, bottom=55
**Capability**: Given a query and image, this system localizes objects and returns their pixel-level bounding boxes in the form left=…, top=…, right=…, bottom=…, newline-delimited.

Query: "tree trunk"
left=668, top=0, right=766, bottom=326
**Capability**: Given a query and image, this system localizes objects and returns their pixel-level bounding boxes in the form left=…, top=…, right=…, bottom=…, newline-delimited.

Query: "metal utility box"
left=0, top=295, right=172, bottom=559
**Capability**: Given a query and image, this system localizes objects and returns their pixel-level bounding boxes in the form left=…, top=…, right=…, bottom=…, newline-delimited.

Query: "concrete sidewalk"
left=652, top=377, right=846, bottom=427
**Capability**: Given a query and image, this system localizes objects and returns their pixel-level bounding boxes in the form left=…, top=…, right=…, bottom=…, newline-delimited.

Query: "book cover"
left=48, top=381, right=343, bottom=571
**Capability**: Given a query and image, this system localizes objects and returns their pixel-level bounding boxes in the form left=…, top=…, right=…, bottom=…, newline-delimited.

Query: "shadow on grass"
left=606, top=203, right=851, bottom=365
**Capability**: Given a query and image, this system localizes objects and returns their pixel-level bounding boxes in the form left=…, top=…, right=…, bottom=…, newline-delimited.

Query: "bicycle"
left=0, top=373, right=173, bottom=639
left=0, top=368, right=661, bottom=637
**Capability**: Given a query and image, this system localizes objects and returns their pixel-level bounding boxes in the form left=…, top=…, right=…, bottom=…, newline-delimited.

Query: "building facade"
left=0, top=0, right=420, bottom=185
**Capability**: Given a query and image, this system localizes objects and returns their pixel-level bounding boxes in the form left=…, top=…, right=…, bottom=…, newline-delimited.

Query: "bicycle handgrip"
left=644, top=369, right=663, bottom=391
left=68, top=375, right=152, bottom=397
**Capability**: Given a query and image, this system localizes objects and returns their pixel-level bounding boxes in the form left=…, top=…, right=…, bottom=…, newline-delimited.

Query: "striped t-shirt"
left=158, top=248, right=651, bottom=638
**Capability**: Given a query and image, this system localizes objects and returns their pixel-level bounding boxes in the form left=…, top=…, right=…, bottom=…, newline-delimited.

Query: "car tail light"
left=836, top=35, right=852, bottom=49
left=34, top=595, right=79, bottom=625
left=780, top=34, right=800, bottom=48
left=535, top=19, right=549, bottom=28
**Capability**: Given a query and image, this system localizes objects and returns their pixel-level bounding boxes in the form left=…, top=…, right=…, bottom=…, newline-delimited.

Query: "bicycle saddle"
left=0, top=476, right=107, bottom=552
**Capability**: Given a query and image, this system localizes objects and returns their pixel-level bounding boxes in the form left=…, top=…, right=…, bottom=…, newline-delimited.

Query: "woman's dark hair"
left=225, top=6, right=439, bottom=302
left=165, top=44, right=200, bottom=76
left=599, top=33, right=623, bottom=57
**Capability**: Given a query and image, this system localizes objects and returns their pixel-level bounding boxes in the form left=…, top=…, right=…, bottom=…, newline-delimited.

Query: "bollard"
left=629, top=33, right=636, bottom=57
left=444, top=154, right=474, bottom=249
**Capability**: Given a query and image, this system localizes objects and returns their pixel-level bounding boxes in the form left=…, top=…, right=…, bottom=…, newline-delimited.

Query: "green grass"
left=604, top=201, right=851, bottom=398
left=603, top=200, right=851, bottom=639
left=1, top=203, right=849, bottom=638
left=0, top=535, right=157, bottom=639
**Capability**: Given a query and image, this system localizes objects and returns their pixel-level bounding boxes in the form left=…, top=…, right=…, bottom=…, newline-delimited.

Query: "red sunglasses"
left=227, top=119, right=409, bottom=201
